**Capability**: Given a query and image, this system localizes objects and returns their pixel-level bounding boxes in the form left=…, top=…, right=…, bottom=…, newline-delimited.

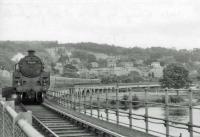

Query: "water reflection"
left=168, top=108, right=188, bottom=122
left=87, top=105, right=200, bottom=137
left=169, top=108, right=187, bottom=116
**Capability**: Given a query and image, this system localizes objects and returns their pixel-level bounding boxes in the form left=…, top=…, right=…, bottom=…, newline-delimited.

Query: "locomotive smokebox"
left=28, top=50, right=35, bottom=56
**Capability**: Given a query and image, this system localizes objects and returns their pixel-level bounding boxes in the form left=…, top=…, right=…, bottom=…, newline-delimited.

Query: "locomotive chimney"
left=28, top=50, right=35, bottom=56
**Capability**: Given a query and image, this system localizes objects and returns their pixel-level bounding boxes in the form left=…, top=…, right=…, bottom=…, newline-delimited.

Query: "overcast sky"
left=0, top=0, right=200, bottom=49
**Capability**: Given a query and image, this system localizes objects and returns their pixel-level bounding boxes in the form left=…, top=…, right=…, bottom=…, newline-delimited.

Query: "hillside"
left=0, top=41, right=58, bottom=70
left=0, top=41, right=200, bottom=72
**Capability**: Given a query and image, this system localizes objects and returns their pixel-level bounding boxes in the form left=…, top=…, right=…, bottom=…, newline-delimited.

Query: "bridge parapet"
left=47, top=87, right=200, bottom=137
left=74, top=83, right=160, bottom=89
left=0, top=100, right=43, bottom=137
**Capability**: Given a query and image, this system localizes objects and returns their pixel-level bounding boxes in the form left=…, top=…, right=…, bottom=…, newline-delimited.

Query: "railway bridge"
left=1, top=83, right=200, bottom=137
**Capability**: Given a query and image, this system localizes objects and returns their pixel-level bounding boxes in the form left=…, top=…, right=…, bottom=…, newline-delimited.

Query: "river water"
left=86, top=106, right=200, bottom=137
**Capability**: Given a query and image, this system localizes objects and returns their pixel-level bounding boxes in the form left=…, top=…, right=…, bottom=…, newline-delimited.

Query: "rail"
left=46, top=86, right=200, bottom=137
left=43, top=102, right=127, bottom=137
left=0, top=100, right=43, bottom=137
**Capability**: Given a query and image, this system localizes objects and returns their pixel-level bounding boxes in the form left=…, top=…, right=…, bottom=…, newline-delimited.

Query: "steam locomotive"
left=2, top=50, right=50, bottom=104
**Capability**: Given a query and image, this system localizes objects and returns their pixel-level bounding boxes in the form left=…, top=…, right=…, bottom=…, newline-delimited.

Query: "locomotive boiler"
left=2, top=50, right=50, bottom=103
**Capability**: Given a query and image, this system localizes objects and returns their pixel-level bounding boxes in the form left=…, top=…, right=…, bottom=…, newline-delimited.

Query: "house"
left=126, top=67, right=143, bottom=75
left=54, top=63, right=63, bottom=74
left=151, top=62, right=161, bottom=68
left=90, top=68, right=114, bottom=77
left=91, top=62, right=99, bottom=68
left=189, top=70, right=198, bottom=79
left=46, top=47, right=70, bottom=62
left=120, top=61, right=134, bottom=68
left=135, top=59, right=144, bottom=66
left=58, top=55, right=69, bottom=65
left=74, top=63, right=84, bottom=70
left=107, top=57, right=117, bottom=68
left=0, top=70, right=11, bottom=78
left=78, top=69, right=89, bottom=78
left=149, top=62, right=163, bottom=78
left=112, top=67, right=129, bottom=76
left=70, top=58, right=81, bottom=64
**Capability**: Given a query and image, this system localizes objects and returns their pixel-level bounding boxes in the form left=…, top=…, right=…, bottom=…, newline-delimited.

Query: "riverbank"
left=85, top=93, right=200, bottom=110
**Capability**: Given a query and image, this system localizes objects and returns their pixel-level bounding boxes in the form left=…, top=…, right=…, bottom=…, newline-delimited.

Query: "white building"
left=54, top=63, right=63, bottom=74
left=0, top=70, right=11, bottom=78
left=120, top=61, right=134, bottom=68
left=151, top=62, right=161, bottom=68
left=107, top=57, right=117, bottom=68
left=91, top=62, right=99, bottom=68
left=149, top=62, right=163, bottom=78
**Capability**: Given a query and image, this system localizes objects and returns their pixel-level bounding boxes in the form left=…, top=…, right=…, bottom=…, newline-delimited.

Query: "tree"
left=128, top=71, right=144, bottom=82
left=159, top=63, right=191, bottom=89
left=62, top=64, right=79, bottom=78
left=58, top=55, right=69, bottom=65
left=174, top=51, right=190, bottom=63
left=87, top=54, right=96, bottom=63
left=97, top=59, right=107, bottom=67
left=196, top=68, right=200, bottom=81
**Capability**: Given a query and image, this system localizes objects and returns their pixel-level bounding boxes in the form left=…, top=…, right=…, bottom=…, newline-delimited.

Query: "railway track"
left=16, top=103, right=125, bottom=137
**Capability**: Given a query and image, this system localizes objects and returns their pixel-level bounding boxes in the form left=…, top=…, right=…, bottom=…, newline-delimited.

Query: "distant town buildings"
left=107, top=57, right=117, bottom=68
left=0, top=69, right=11, bottom=78
left=70, top=58, right=81, bottom=64
left=151, top=62, right=161, bottom=68
left=149, top=62, right=163, bottom=78
left=135, top=59, right=144, bottom=66
left=120, top=61, right=134, bottom=68
left=91, top=62, right=99, bottom=68
left=54, top=63, right=63, bottom=74
left=50, top=48, right=166, bottom=80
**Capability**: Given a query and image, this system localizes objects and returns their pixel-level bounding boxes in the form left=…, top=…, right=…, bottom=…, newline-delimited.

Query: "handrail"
left=46, top=87, right=200, bottom=137
left=0, top=100, right=44, bottom=137
left=17, top=119, right=44, bottom=137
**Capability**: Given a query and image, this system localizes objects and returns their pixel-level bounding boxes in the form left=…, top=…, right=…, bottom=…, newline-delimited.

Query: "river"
left=85, top=106, right=200, bottom=137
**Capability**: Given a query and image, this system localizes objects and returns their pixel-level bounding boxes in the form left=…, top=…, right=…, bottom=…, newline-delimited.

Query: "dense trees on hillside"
left=0, top=41, right=58, bottom=70
left=2, top=41, right=200, bottom=75
left=71, top=51, right=96, bottom=63
left=66, top=43, right=200, bottom=65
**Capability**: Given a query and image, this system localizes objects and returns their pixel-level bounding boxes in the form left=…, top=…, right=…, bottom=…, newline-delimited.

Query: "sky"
left=0, top=0, right=200, bottom=50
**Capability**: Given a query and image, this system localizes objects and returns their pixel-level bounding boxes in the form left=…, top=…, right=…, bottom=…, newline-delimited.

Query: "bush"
left=110, top=99, right=116, bottom=105
left=154, top=95, right=184, bottom=103
left=169, top=96, right=184, bottom=103
left=169, top=108, right=187, bottom=116
left=132, top=94, right=140, bottom=106
left=120, top=95, right=129, bottom=109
